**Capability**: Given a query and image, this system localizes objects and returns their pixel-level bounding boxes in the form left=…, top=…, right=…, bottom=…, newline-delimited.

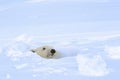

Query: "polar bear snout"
left=50, top=49, right=56, bottom=56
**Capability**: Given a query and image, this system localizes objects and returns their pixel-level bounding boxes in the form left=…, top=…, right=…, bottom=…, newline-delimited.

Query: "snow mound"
left=6, top=41, right=31, bottom=60
left=14, top=34, right=33, bottom=43
left=105, top=46, right=120, bottom=59
left=4, top=34, right=33, bottom=61
left=76, top=54, right=110, bottom=76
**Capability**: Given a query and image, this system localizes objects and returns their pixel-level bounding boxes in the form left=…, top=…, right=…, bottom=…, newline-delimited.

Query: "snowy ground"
left=0, top=32, right=120, bottom=80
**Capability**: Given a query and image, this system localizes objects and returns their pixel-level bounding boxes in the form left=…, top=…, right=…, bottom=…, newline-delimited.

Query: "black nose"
left=50, top=49, right=56, bottom=54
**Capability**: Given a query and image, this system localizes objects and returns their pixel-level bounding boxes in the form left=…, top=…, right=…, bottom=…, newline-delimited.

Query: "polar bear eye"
left=43, top=47, right=46, bottom=50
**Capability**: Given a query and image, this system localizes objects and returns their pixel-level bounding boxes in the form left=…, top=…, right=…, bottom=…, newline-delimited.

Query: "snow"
left=0, top=32, right=120, bottom=80
left=6, top=73, right=11, bottom=80
left=77, top=54, right=109, bottom=77
left=15, top=63, right=29, bottom=70
left=105, top=46, right=120, bottom=59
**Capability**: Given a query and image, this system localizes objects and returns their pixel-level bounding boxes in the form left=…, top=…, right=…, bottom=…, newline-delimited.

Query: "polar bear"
left=31, top=45, right=62, bottom=59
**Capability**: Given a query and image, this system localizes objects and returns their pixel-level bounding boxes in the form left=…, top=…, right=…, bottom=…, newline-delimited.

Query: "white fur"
left=31, top=46, right=62, bottom=59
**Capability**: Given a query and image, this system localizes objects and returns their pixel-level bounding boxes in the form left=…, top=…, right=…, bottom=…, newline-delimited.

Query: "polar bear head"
left=31, top=46, right=61, bottom=59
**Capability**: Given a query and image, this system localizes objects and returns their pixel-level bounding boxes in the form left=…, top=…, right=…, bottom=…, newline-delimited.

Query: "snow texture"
left=0, top=32, right=120, bottom=80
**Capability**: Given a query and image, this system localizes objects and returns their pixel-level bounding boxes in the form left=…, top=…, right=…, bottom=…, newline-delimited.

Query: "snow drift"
left=0, top=33, right=120, bottom=80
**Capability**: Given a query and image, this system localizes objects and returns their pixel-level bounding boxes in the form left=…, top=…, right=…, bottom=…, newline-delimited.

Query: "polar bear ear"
left=31, top=49, right=36, bottom=53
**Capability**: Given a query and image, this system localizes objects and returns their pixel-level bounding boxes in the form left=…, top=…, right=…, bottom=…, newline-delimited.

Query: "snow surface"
left=0, top=32, right=120, bottom=80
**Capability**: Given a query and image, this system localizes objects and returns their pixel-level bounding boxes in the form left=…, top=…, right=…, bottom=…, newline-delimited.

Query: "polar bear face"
left=31, top=46, right=56, bottom=59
